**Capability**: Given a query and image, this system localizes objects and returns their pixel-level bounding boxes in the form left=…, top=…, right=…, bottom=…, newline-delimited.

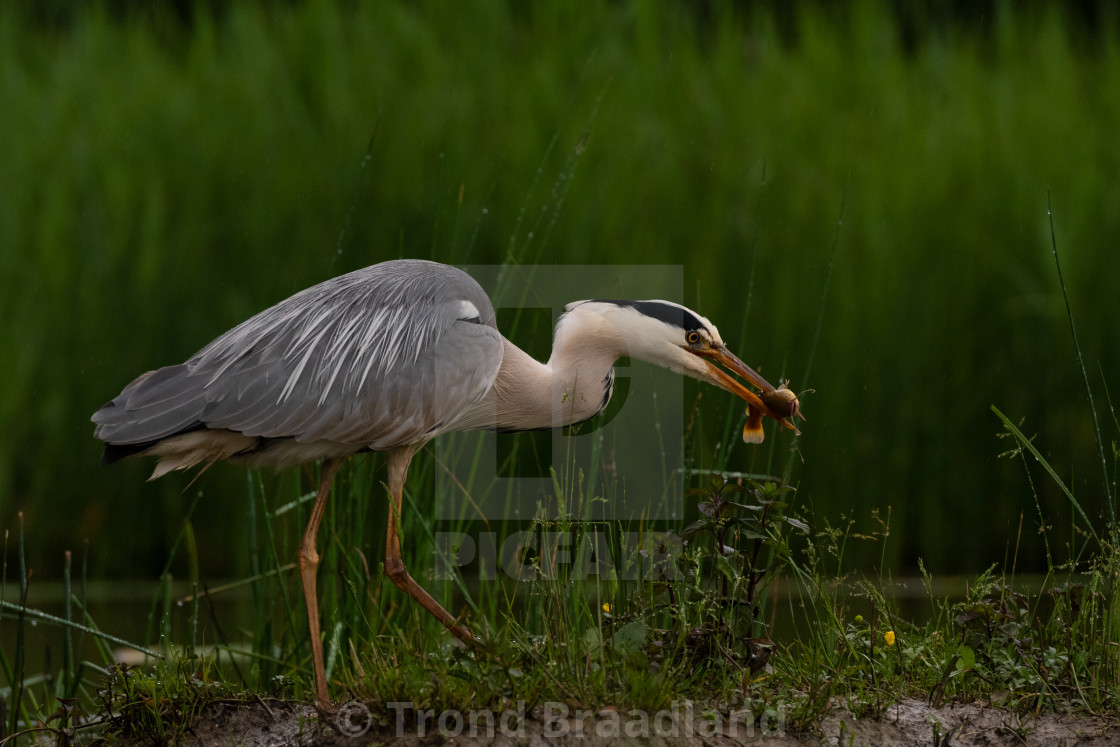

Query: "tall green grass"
left=1, top=1, right=1118, bottom=584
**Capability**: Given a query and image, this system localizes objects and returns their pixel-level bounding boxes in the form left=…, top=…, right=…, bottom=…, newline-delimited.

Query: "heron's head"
left=560, top=300, right=801, bottom=441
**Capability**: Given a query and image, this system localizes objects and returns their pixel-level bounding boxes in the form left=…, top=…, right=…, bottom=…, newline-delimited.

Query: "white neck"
left=457, top=305, right=627, bottom=431
left=453, top=300, right=712, bottom=433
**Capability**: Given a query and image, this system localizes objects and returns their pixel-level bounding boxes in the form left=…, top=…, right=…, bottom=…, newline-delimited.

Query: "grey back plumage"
left=93, top=260, right=504, bottom=455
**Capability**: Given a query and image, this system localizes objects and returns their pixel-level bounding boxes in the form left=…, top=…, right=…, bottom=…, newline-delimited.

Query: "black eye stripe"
left=590, top=300, right=706, bottom=333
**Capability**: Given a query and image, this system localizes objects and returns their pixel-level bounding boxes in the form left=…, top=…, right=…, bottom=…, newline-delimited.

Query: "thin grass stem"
left=331, top=107, right=383, bottom=272
left=11, top=513, right=27, bottom=736
left=992, top=405, right=1100, bottom=545
left=63, top=550, right=74, bottom=695
left=1047, top=193, right=1114, bottom=526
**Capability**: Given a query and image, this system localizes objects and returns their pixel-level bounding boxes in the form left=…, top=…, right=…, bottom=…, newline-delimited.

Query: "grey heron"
left=92, top=258, right=801, bottom=712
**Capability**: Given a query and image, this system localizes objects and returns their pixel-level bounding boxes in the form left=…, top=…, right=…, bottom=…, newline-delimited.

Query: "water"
left=1, top=573, right=1061, bottom=689
left=1, top=579, right=254, bottom=683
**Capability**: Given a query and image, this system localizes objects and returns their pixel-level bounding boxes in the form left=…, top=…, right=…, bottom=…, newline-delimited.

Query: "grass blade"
left=0, top=599, right=161, bottom=659
left=1047, top=193, right=1114, bottom=526
left=799, top=174, right=849, bottom=390
left=64, top=550, right=74, bottom=695
left=10, top=513, right=27, bottom=736
left=991, top=405, right=1099, bottom=545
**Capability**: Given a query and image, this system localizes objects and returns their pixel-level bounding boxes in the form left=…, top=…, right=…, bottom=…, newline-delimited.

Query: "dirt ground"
left=151, top=697, right=1117, bottom=746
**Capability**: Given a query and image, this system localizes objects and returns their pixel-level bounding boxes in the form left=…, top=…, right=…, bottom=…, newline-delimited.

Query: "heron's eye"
left=686, top=331, right=701, bottom=345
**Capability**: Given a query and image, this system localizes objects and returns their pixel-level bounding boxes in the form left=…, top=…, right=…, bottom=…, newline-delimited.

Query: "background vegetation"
left=1, top=0, right=1117, bottom=591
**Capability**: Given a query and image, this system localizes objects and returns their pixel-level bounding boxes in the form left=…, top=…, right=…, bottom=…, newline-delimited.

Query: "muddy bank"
left=119, top=697, right=1116, bottom=746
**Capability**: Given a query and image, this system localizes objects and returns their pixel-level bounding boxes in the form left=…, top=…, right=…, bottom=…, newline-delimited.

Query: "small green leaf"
left=783, top=516, right=810, bottom=533
left=681, top=520, right=709, bottom=539
left=611, top=620, right=647, bottom=655
left=956, top=645, right=976, bottom=671
left=726, top=501, right=764, bottom=513
left=582, top=626, right=602, bottom=654
left=715, top=559, right=738, bottom=580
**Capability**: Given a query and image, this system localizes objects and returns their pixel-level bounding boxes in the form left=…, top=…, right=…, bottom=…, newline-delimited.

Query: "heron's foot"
left=449, top=622, right=505, bottom=658
left=320, top=698, right=378, bottom=737
left=450, top=624, right=476, bottom=643
left=312, top=695, right=336, bottom=719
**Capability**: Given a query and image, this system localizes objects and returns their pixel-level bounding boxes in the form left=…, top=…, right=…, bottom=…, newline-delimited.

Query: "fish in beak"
left=687, top=345, right=803, bottom=443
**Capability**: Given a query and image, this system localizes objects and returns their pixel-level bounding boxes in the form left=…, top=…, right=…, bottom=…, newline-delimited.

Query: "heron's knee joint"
left=384, top=555, right=408, bottom=583
left=298, top=546, right=319, bottom=571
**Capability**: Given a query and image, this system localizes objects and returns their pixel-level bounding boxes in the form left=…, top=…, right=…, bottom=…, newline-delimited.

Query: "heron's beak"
left=687, top=345, right=802, bottom=441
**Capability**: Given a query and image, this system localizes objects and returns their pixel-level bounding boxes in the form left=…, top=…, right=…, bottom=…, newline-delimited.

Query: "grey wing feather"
left=92, top=260, right=503, bottom=450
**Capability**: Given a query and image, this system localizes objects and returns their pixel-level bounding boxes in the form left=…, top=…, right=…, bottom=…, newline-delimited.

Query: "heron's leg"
left=383, top=446, right=474, bottom=641
left=298, top=456, right=345, bottom=714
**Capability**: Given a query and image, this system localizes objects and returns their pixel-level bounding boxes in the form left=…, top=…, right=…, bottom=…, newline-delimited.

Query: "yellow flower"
left=602, top=603, right=612, bottom=614
left=884, top=631, right=896, bottom=646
